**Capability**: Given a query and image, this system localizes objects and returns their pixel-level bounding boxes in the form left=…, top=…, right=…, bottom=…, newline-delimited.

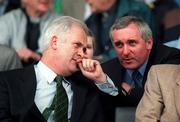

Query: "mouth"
left=121, top=58, right=133, bottom=64
left=72, top=55, right=83, bottom=63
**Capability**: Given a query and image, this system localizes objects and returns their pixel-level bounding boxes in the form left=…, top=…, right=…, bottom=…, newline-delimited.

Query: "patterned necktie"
left=42, top=76, right=68, bottom=122
left=54, top=76, right=68, bottom=122
left=132, top=70, right=143, bottom=88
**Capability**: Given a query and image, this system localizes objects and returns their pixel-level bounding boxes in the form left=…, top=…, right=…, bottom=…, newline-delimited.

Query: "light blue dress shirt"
left=125, top=59, right=148, bottom=87
left=34, top=61, right=118, bottom=122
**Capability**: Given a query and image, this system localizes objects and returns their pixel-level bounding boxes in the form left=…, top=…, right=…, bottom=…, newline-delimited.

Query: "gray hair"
left=39, top=16, right=89, bottom=52
left=109, top=16, right=152, bottom=42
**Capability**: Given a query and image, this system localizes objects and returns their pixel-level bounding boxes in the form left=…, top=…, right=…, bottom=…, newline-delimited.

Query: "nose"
left=83, top=47, right=86, bottom=53
left=77, top=47, right=87, bottom=58
left=122, top=45, right=130, bottom=56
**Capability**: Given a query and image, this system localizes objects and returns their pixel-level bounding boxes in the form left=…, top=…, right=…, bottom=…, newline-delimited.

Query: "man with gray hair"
left=101, top=16, right=180, bottom=122
left=0, top=16, right=115, bottom=122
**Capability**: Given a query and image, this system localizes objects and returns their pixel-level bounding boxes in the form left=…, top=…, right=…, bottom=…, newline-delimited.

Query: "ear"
left=50, top=36, right=58, bottom=50
left=146, top=38, right=153, bottom=50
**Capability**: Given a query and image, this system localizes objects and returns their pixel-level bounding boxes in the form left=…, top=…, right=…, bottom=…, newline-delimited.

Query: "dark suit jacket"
left=101, top=44, right=180, bottom=121
left=0, top=66, right=105, bottom=122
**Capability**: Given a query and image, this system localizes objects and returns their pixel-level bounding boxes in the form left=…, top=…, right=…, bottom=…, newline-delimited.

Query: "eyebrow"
left=114, top=41, right=122, bottom=45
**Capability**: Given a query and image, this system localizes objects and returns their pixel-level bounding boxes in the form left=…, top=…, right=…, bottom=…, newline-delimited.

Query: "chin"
left=38, top=6, right=51, bottom=12
left=70, top=66, right=79, bottom=73
left=123, top=65, right=139, bottom=70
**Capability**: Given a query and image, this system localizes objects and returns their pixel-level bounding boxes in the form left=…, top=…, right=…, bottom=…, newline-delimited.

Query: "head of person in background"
left=84, top=0, right=116, bottom=13
left=21, top=0, right=53, bottom=17
left=85, top=29, right=104, bottom=62
left=109, top=16, right=153, bottom=70
left=15, top=0, right=56, bottom=66
left=84, top=29, right=95, bottom=59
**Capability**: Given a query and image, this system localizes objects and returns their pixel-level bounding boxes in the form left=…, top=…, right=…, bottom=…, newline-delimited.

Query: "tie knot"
left=132, top=70, right=142, bottom=80
left=132, top=70, right=143, bottom=88
left=55, top=75, right=63, bottom=84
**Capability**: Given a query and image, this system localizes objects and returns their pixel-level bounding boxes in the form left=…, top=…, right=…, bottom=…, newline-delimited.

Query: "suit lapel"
left=102, top=58, right=124, bottom=89
left=68, top=73, right=88, bottom=122
left=174, top=74, right=180, bottom=116
left=29, top=103, right=46, bottom=121
left=20, top=66, right=45, bottom=121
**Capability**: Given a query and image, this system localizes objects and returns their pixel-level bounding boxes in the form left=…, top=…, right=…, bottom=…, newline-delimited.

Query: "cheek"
left=114, top=48, right=123, bottom=55
left=85, top=49, right=94, bottom=58
left=88, top=48, right=94, bottom=54
left=135, top=48, right=149, bottom=63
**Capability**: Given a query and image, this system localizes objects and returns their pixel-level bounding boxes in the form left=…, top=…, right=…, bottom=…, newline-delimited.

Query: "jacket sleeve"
left=0, top=76, right=12, bottom=122
left=135, top=66, right=163, bottom=122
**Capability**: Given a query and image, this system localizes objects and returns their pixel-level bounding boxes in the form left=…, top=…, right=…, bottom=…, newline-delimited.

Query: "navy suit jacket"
left=0, top=66, right=105, bottom=122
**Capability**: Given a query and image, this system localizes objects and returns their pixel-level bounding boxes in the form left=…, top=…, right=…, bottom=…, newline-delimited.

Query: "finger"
left=82, top=59, right=94, bottom=72
left=89, top=60, right=96, bottom=71
left=32, top=53, right=41, bottom=61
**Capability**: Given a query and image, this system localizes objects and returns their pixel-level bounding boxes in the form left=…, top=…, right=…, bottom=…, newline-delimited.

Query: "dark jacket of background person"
left=0, top=0, right=20, bottom=16
left=101, top=44, right=180, bottom=122
left=86, top=0, right=156, bottom=62
left=0, top=45, right=22, bottom=71
left=4, top=0, right=20, bottom=13
left=153, top=0, right=180, bottom=42
left=0, top=66, right=105, bottom=122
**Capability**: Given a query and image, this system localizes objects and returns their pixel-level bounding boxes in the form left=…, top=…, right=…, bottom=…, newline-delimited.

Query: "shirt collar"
left=36, top=61, right=70, bottom=85
left=127, top=59, right=149, bottom=77
left=36, top=61, right=56, bottom=84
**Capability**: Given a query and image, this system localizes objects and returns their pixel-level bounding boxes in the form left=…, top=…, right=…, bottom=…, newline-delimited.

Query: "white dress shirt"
left=34, top=61, right=73, bottom=122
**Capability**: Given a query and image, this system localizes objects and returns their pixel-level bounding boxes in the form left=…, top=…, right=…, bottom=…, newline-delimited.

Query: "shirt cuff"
left=96, top=75, right=118, bottom=96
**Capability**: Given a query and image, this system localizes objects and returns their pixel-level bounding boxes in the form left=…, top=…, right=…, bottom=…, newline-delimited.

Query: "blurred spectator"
left=135, top=0, right=157, bottom=8
left=0, top=0, right=59, bottom=66
left=84, top=29, right=95, bottom=59
left=0, top=0, right=20, bottom=16
left=53, top=0, right=92, bottom=21
left=163, top=8, right=180, bottom=49
left=53, top=0, right=62, bottom=14
left=85, top=0, right=157, bottom=62
left=153, top=0, right=180, bottom=42
left=62, top=0, right=86, bottom=21
left=0, top=45, right=22, bottom=71
left=85, top=29, right=106, bottom=62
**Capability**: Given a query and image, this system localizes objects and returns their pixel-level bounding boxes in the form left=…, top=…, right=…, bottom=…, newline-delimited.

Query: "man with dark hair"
left=101, top=16, right=180, bottom=122
left=85, top=0, right=156, bottom=62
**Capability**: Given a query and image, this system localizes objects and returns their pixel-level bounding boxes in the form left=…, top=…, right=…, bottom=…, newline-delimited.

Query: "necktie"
left=54, top=76, right=68, bottom=122
left=42, top=76, right=68, bottom=122
left=132, top=70, right=143, bottom=88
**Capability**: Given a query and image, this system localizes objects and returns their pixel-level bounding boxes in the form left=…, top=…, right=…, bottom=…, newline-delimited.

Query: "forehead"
left=66, top=25, right=87, bottom=44
left=112, top=23, right=141, bottom=41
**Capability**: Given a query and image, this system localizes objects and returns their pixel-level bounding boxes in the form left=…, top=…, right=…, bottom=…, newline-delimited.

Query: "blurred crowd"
left=0, top=0, right=179, bottom=122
